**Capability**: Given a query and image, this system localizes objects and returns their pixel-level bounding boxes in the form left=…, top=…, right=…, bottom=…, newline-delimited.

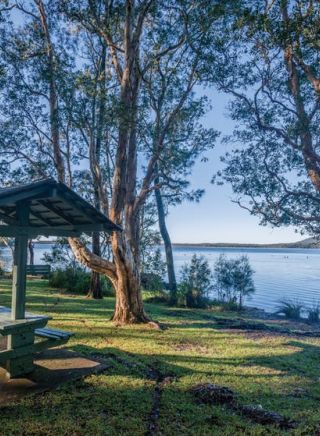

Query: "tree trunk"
left=28, top=240, right=34, bottom=266
left=154, top=184, right=177, bottom=305
left=69, top=2, right=153, bottom=324
left=89, top=270, right=102, bottom=299
left=111, top=230, right=149, bottom=324
left=87, top=232, right=103, bottom=299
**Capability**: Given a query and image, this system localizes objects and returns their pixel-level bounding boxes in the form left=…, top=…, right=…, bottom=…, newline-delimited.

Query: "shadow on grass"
left=68, top=339, right=320, bottom=383
left=1, top=279, right=320, bottom=432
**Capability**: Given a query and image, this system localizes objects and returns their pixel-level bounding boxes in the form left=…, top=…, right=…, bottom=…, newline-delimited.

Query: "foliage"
left=179, top=254, right=213, bottom=308
left=48, top=267, right=91, bottom=294
left=42, top=239, right=80, bottom=271
left=307, top=302, right=320, bottom=324
left=0, top=0, right=224, bottom=322
left=210, top=1, right=320, bottom=236
left=48, top=267, right=113, bottom=296
left=140, top=247, right=166, bottom=292
left=214, top=254, right=255, bottom=309
left=276, top=299, right=304, bottom=320
left=142, top=289, right=169, bottom=304
left=140, top=202, right=166, bottom=293
left=209, top=298, right=239, bottom=312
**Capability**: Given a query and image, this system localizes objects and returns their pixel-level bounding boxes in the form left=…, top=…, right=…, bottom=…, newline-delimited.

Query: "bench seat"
left=26, top=264, right=51, bottom=277
left=0, top=328, right=73, bottom=365
left=34, top=327, right=73, bottom=352
left=35, top=327, right=73, bottom=341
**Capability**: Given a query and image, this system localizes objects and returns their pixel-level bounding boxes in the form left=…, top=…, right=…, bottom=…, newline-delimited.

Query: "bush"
left=209, top=299, right=239, bottom=312
left=178, top=255, right=213, bottom=308
left=307, top=302, right=320, bottom=324
left=49, top=268, right=91, bottom=294
left=143, top=289, right=169, bottom=304
left=141, top=272, right=164, bottom=292
left=49, top=268, right=114, bottom=296
left=276, top=299, right=304, bottom=320
left=214, top=254, right=255, bottom=309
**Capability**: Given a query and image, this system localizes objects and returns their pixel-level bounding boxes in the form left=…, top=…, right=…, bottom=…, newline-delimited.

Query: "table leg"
left=6, top=331, right=35, bottom=378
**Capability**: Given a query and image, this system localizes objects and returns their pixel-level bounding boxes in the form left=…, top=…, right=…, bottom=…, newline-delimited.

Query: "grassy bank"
left=0, top=279, right=320, bottom=435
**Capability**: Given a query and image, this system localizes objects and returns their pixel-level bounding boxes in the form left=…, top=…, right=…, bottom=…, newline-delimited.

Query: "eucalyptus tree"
left=0, top=2, right=110, bottom=299
left=210, top=1, right=320, bottom=236
left=66, top=34, right=115, bottom=299
left=60, top=0, right=222, bottom=323
left=0, top=0, right=222, bottom=324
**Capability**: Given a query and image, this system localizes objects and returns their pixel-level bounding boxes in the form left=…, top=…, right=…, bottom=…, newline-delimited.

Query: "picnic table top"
left=0, top=306, right=51, bottom=333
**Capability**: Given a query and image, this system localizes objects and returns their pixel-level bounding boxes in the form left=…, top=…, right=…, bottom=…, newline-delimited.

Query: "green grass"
left=1, top=279, right=320, bottom=435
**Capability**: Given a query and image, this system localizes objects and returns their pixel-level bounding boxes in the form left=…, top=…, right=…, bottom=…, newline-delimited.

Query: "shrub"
left=49, top=268, right=91, bottom=294
left=307, top=302, right=320, bottom=324
left=141, top=272, right=164, bottom=292
left=210, top=299, right=240, bottom=312
left=214, top=254, right=255, bottom=309
left=178, top=255, right=213, bottom=308
left=276, top=299, right=304, bottom=320
left=143, top=289, right=169, bottom=304
left=140, top=248, right=166, bottom=291
left=49, top=268, right=114, bottom=296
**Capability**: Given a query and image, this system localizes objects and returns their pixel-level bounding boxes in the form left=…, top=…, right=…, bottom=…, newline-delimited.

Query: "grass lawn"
left=0, top=279, right=320, bottom=435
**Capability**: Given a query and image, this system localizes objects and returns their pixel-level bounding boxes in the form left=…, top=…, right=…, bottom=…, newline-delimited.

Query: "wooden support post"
left=11, top=202, right=30, bottom=320
left=7, top=202, right=34, bottom=377
left=11, top=232, right=29, bottom=320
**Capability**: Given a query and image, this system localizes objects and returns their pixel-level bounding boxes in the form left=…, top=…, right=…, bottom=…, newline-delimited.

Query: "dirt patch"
left=191, top=383, right=236, bottom=406
left=190, top=383, right=297, bottom=430
left=239, top=404, right=296, bottom=428
left=238, top=330, right=295, bottom=340
left=287, top=387, right=309, bottom=398
left=174, top=342, right=208, bottom=354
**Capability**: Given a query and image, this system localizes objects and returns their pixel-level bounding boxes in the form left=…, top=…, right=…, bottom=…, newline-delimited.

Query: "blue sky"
left=166, top=88, right=301, bottom=244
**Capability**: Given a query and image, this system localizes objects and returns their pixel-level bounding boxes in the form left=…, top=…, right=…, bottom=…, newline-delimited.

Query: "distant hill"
left=172, top=237, right=320, bottom=249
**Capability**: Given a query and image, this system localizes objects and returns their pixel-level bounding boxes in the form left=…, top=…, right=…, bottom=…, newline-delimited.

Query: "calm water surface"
left=2, top=244, right=320, bottom=313
left=172, top=246, right=320, bottom=312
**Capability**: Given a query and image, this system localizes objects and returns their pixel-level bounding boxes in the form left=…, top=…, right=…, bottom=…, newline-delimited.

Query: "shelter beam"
left=11, top=202, right=29, bottom=321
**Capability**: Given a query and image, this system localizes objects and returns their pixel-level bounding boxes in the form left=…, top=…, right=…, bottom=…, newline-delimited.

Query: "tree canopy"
left=211, top=0, right=320, bottom=235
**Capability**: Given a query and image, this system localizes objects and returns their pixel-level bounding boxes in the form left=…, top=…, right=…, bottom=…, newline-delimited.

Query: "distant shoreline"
left=1, top=238, right=319, bottom=249
left=172, top=239, right=320, bottom=249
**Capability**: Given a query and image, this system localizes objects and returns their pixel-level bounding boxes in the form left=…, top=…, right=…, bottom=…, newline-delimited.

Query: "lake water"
left=173, top=246, right=320, bottom=313
left=2, top=243, right=320, bottom=313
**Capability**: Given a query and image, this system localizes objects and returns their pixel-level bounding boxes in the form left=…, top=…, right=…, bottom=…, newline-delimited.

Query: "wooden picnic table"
left=0, top=306, right=51, bottom=377
left=0, top=306, right=51, bottom=331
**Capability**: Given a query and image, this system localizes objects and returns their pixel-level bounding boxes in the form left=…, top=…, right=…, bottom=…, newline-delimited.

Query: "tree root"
left=190, top=383, right=298, bottom=429
left=94, top=350, right=175, bottom=435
